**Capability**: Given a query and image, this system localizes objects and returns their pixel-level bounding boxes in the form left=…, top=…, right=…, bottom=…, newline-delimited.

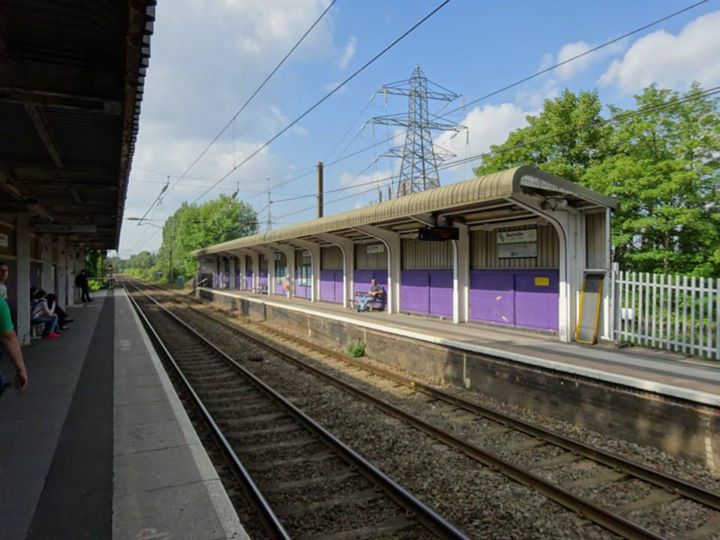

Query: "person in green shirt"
left=0, top=297, right=28, bottom=393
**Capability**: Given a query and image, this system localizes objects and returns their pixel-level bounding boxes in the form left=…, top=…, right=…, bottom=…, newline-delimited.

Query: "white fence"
left=613, top=269, right=719, bottom=359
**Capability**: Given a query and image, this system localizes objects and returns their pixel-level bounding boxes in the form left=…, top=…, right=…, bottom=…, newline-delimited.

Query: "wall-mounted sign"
left=366, top=244, right=385, bottom=254
left=33, top=224, right=97, bottom=234
left=0, top=233, right=8, bottom=247
left=497, top=229, right=537, bottom=244
left=534, top=276, right=550, bottom=287
left=498, top=242, right=537, bottom=258
left=273, top=252, right=283, bottom=261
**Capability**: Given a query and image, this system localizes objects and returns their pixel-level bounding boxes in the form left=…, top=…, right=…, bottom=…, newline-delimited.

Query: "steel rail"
left=124, top=285, right=291, bottom=540
left=134, top=282, right=663, bottom=540
left=171, top=282, right=720, bottom=514
left=126, top=281, right=470, bottom=540
left=260, top=323, right=720, bottom=513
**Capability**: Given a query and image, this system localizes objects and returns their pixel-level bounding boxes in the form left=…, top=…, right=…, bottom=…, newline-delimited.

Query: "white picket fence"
left=613, top=269, right=720, bottom=359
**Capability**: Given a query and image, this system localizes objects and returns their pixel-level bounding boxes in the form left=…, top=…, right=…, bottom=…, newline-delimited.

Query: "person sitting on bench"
left=31, top=289, right=61, bottom=339
left=357, top=278, right=383, bottom=312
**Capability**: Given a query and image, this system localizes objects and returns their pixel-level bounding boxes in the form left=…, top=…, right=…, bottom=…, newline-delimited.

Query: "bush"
left=346, top=339, right=366, bottom=358
left=88, top=279, right=106, bottom=291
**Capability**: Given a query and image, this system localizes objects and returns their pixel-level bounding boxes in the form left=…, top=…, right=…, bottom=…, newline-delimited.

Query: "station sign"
left=0, top=233, right=7, bottom=247
left=33, top=224, right=97, bottom=234
left=496, top=229, right=537, bottom=244
left=366, top=244, right=385, bottom=254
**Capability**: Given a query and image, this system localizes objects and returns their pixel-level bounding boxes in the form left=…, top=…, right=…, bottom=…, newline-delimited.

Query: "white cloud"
left=339, top=36, right=357, bottom=69
left=555, top=41, right=592, bottom=80
left=600, top=11, right=720, bottom=94
left=435, top=103, right=528, bottom=163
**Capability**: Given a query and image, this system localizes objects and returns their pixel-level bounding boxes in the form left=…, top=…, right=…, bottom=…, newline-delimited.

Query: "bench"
left=353, top=288, right=386, bottom=312
left=30, top=322, right=45, bottom=339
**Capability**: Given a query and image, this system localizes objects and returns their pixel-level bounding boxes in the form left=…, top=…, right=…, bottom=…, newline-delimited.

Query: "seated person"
left=46, top=293, right=73, bottom=330
left=31, top=289, right=61, bottom=339
left=357, top=278, right=384, bottom=312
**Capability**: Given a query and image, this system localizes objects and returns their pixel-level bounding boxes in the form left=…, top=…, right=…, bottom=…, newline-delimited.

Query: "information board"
left=498, top=242, right=537, bottom=258
left=497, top=229, right=537, bottom=244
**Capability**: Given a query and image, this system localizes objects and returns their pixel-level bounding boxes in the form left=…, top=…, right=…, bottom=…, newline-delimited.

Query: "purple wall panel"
left=514, top=272, right=559, bottom=331
left=320, top=270, right=342, bottom=303
left=295, top=284, right=311, bottom=299
left=334, top=276, right=344, bottom=304
left=429, top=271, right=454, bottom=318
left=400, top=270, right=429, bottom=314
left=354, top=270, right=388, bottom=295
left=274, top=278, right=285, bottom=295
left=257, top=270, right=268, bottom=288
left=469, top=270, right=559, bottom=332
left=245, top=271, right=253, bottom=290
left=469, top=271, right=515, bottom=326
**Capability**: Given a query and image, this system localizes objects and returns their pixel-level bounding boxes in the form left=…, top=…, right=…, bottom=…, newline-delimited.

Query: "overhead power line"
left=438, top=0, right=709, bottom=121
left=190, top=0, right=452, bottom=205
left=136, top=0, right=338, bottom=221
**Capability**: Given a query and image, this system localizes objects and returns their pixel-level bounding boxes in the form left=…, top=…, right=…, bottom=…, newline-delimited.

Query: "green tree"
left=155, top=195, right=258, bottom=282
left=475, top=84, right=720, bottom=276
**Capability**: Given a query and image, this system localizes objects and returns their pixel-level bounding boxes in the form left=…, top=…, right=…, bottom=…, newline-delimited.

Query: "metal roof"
left=0, top=0, right=155, bottom=249
left=194, top=165, right=616, bottom=257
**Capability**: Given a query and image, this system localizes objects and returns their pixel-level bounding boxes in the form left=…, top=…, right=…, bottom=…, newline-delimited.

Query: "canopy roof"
left=194, top=165, right=616, bottom=257
left=0, top=1, right=155, bottom=248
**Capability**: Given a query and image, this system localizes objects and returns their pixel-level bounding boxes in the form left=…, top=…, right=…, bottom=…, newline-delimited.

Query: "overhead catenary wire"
left=436, top=0, right=709, bottom=122
left=128, top=84, right=719, bottom=254
left=234, top=0, right=710, bottom=197
left=190, top=0, right=452, bottom=205
left=135, top=0, right=338, bottom=221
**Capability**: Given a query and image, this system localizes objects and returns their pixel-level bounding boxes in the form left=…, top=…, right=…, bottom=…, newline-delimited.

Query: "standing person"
left=0, top=296, right=28, bottom=396
left=76, top=269, right=92, bottom=302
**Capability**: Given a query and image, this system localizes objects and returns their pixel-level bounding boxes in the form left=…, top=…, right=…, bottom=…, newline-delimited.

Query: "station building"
left=194, top=165, right=617, bottom=343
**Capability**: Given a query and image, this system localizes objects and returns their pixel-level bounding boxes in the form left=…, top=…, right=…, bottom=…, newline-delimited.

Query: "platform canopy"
left=0, top=1, right=155, bottom=249
left=195, top=165, right=617, bottom=256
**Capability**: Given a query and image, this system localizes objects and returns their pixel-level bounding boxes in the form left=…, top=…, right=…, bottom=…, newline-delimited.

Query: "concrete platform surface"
left=202, top=288, right=720, bottom=407
left=0, top=288, right=248, bottom=540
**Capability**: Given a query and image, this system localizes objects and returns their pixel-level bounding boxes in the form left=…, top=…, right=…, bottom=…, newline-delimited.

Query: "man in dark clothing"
left=76, top=269, right=92, bottom=302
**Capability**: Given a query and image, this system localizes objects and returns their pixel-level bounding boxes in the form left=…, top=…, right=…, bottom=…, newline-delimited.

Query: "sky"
left=115, top=0, right=720, bottom=257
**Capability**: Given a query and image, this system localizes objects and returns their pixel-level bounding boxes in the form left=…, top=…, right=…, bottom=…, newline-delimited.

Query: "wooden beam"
left=23, top=104, right=64, bottom=168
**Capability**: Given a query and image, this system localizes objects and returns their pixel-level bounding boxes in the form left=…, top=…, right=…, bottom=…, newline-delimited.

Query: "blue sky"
left=116, top=0, right=720, bottom=256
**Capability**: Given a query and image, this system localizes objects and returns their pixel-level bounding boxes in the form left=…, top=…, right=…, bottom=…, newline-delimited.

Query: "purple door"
left=245, top=270, right=253, bottom=290
left=469, top=271, right=515, bottom=326
left=235, top=272, right=240, bottom=289
left=514, top=272, right=559, bottom=331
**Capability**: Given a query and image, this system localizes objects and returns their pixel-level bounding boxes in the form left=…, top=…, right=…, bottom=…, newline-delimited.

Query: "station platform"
left=202, top=288, right=720, bottom=408
left=0, top=289, right=247, bottom=540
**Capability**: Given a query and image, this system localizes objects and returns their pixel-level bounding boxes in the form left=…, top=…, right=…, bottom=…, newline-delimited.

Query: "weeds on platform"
left=346, top=339, right=366, bottom=358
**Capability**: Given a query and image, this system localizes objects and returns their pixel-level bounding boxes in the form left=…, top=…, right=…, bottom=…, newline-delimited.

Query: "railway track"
left=130, top=280, right=720, bottom=540
left=125, top=282, right=468, bottom=540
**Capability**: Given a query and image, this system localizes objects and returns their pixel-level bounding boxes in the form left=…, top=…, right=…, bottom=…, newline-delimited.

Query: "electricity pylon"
left=371, top=66, right=464, bottom=197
